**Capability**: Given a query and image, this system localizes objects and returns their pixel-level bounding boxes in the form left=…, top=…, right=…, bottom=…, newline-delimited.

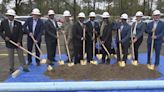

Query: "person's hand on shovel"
left=133, top=37, right=137, bottom=43
left=152, top=35, right=157, bottom=39
left=29, top=32, right=33, bottom=37
left=17, top=42, right=21, bottom=47
left=5, top=37, right=10, bottom=41
left=81, top=37, right=85, bottom=40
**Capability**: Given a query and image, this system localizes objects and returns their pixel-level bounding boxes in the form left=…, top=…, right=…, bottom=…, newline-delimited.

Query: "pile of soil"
left=44, top=64, right=161, bottom=81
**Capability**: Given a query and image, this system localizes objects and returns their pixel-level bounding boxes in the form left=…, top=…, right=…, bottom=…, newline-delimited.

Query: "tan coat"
left=63, top=21, right=74, bottom=58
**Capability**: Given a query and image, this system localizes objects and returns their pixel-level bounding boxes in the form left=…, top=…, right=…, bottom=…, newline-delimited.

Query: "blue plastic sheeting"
left=3, top=53, right=164, bottom=91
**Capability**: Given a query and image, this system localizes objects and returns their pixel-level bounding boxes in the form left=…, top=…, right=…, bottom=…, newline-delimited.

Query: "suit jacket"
left=0, top=19, right=23, bottom=48
left=100, top=21, right=113, bottom=44
left=23, top=17, right=44, bottom=41
left=85, top=20, right=100, bottom=43
left=146, top=20, right=164, bottom=44
left=131, top=21, right=146, bottom=39
left=72, top=21, right=83, bottom=46
left=114, top=22, right=131, bottom=44
left=44, top=19, right=58, bottom=42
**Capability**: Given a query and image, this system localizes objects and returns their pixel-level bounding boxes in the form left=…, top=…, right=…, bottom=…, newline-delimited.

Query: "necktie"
left=9, top=21, right=13, bottom=32
left=33, top=20, right=37, bottom=34
left=100, top=21, right=105, bottom=36
left=133, top=22, right=137, bottom=35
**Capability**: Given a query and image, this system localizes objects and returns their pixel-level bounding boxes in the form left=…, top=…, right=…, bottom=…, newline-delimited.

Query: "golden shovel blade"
left=118, top=61, right=126, bottom=67
left=127, top=54, right=132, bottom=60
left=41, top=59, right=47, bottom=64
left=96, top=54, right=103, bottom=60
left=68, top=62, right=74, bottom=67
left=12, top=69, right=21, bottom=78
left=47, top=65, right=53, bottom=71
left=80, top=60, right=87, bottom=65
left=90, top=60, right=98, bottom=65
left=131, top=60, right=138, bottom=66
left=147, top=64, right=155, bottom=70
left=58, top=60, right=65, bottom=65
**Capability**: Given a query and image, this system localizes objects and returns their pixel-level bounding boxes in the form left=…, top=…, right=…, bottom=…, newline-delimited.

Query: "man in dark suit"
left=0, top=9, right=29, bottom=73
left=146, top=10, right=164, bottom=68
left=85, top=12, right=100, bottom=62
left=114, top=13, right=131, bottom=63
left=44, top=10, right=58, bottom=65
left=72, top=12, right=86, bottom=64
left=23, top=8, right=44, bottom=66
left=100, top=12, right=113, bottom=64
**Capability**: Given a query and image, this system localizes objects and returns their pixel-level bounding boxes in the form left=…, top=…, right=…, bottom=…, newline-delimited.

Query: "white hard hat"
left=63, top=10, right=71, bottom=17
left=5, top=9, right=16, bottom=16
left=153, top=10, right=161, bottom=16
left=78, top=12, right=85, bottom=18
left=102, top=12, right=110, bottom=18
left=135, top=11, right=143, bottom=17
left=89, top=12, right=96, bottom=17
left=48, top=10, right=55, bottom=15
left=120, top=13, right=128, bottom=19
left=31, top=8, right=41, bottom=15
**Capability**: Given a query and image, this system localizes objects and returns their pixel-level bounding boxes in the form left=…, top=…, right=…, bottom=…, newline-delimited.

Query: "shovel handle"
left=30, top=35, right=43, bottom=55
left=150, top=29, right=155, bottom=65
left=99, top=38, right=110, bottom=57
left=118, top=29, right=123, bottom=61
left=62, top=31, right=71, bottom=62
left=131, top=27, right=135, bottom=60
left=57, top=31, right=62, bottom=60
left=93, top=28, right=96, bottom=58
left=83, top=26, right=86, bottom=59
left=9, top=40, right=41, bottom=60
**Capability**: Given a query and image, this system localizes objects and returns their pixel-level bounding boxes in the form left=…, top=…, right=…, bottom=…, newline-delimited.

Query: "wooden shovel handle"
left=118, top=29, right=123, bottom=61
left=150, top=29, right=155, bottom=64
left=99, top=38, right=110, bottom=57
left=30, top=35, right=43, bottom=55
left=62, top=31, right=71, bottom=62
left=57, top=31, right=62, bottom=60
left=9, top=40, right=41, bottom=60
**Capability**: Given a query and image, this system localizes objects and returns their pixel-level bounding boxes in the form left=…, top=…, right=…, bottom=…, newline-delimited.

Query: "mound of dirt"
left=44, top=64, right=161, bottom=81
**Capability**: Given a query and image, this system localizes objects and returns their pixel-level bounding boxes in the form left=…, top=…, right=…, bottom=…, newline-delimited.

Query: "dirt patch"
left=44, top=64, right=161, bottom=81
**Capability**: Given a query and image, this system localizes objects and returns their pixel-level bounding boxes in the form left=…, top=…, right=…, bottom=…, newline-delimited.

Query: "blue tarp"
left=4, top=53, right=164, bottom=91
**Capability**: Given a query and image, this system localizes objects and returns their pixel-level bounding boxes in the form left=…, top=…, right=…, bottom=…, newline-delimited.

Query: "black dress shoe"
left=36, top=62, right=40, bottom=66
left=23, top=68, right=30, bottom=72
left=28, top=62, right=32, bottom=65
left=9, top=69, right=15, bottom=74
left=49, top=63, right=54, bottom=66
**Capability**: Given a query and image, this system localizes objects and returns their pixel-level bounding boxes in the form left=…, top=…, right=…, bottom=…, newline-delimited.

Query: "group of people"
left=0, top=8, right=164, bottom=74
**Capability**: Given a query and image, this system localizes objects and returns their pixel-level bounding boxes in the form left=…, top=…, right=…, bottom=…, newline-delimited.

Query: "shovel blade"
left=47, top=65, right=53, bottom=71
left=68, top=62, right=74, bottom=67
left=118, top=61, right=126, bottom=67
left=127, top=54, right=132, bottom=60
left=147, top=64, right=155, bottom=70
left=80, top=60, right=87, bottom=65
left=90, top=60, right=98, bottom=65
left=58, top=60, right=65, bottom=65
left=12, top=69, right=21, bottom=78
left=131, top=60, right=138, bottom=66
left=96, top=54, right=102, bottom=60
left=41, top=59, right=47, bottom=64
